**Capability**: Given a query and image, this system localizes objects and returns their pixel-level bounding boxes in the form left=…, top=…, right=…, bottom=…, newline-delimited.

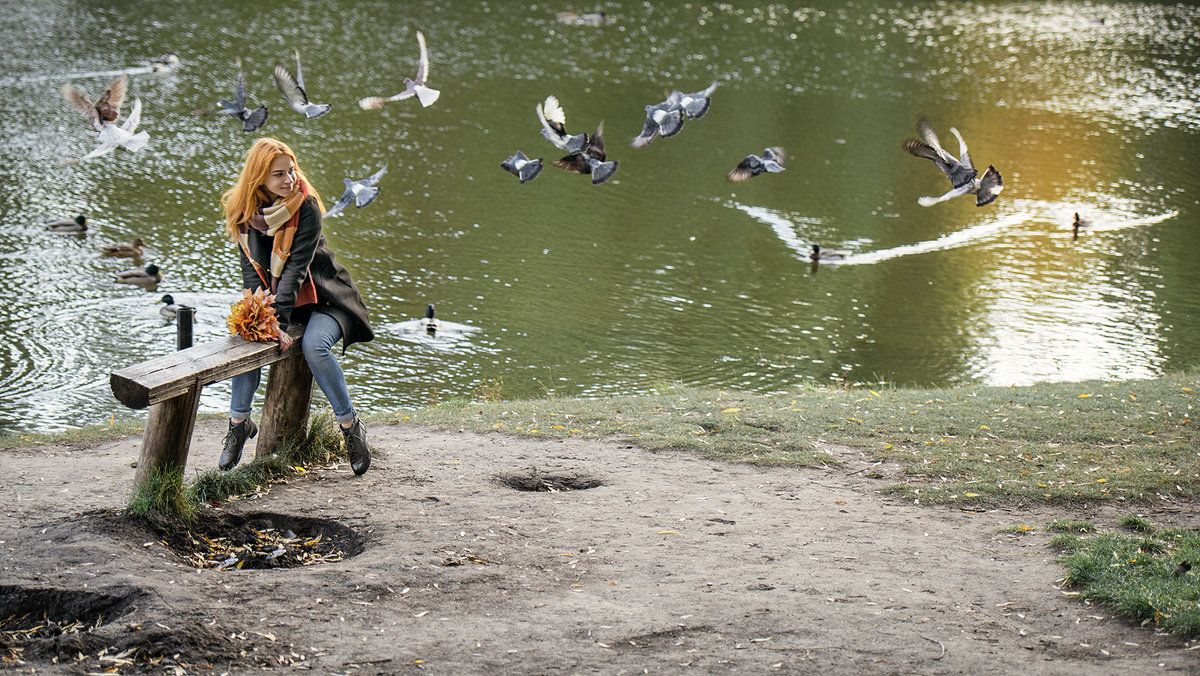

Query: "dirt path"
left=2, top=419, right=1197, bottom=674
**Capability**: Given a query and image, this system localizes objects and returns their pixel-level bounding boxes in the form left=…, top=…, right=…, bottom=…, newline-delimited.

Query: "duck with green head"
left=115, top=263, right=161, bottom=285
left=46, top=215, right=88, bottom=232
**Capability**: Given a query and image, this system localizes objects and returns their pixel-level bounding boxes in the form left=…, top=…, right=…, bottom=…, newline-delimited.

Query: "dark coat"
left=238, top=195, right=374, bottom=349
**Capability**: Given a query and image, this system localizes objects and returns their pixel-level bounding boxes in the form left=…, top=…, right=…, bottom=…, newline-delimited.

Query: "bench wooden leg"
left=133, top=383, right=201, bottom=489
left=255, top=351, right=314, bottom=459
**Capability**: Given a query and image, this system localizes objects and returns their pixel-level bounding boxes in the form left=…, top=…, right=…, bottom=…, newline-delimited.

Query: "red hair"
left=220, top=138, right=324, bottom=240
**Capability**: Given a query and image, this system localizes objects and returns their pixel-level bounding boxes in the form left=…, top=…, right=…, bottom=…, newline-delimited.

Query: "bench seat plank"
left=110, top=328, right=302, bottom=409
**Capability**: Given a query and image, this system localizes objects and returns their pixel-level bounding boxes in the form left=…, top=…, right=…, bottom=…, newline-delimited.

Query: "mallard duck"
left=273, top=48, right=331, bottom=119
left=728, top=147, right=786, bottom=182
left=217, top=59, right=269, bottom=132
left=115, top=263, right=161, bottom=285
left=500, top=151, right=544, bottom=184
left=554, top=121, right=619, bottom=185
left=99, top=237, right=145, bottom=257
left=421, top=303, right=441, bottom=334
left=359, top=31, right=440, bottom=109
left=809, top=244, right=849, bottom=262
left=325, top=164, right=387, bottom=217
left=556, top=11, right=608, bottom=26
left=46, top=215, right=88, bottom=232
left=1072, top=212, right=1091, bottom=240
left=159, top=294, right=180, bottom=319
left=151, top=53, right=180, bottom=73
left=903, top=119, right=1003, bottom=207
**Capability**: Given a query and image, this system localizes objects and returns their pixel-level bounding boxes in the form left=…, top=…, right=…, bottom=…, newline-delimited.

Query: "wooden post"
left=133, top=383, right=201, bottom=489
left=255, top=350, right=313, bottom=459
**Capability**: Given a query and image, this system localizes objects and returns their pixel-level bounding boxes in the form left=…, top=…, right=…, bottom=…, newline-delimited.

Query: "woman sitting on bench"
left=218, top=137, right=375, bottom=475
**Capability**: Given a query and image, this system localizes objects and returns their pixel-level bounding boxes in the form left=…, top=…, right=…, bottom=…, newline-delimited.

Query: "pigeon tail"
left=414, top=85, right=440, bottom=107
left=975, top=165, right=1004, bottom=206
left=304, top=103, right=331, bottom=119
left=589, top=159, right=619, bottom=185
left=354, top=186, right=381, bottom=208
left=517, top=160, right=543, bottom=183
left=242, top=106, right=268, bottom=132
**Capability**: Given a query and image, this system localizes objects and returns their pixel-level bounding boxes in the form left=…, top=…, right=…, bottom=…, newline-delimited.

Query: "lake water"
left=2, top=0, right=1198, bottom=433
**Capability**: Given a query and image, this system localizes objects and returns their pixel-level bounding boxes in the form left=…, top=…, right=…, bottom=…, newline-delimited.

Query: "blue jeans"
left=230, top=311, right=356, bottom=426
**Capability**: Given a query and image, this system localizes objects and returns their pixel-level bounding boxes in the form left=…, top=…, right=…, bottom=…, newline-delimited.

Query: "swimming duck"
left=556, top=11, right=608, bottom=26
left=359, top=31, right=440, bottom=109
left=45, top=215, right=88, bottom=232
left=159, top=294, right=181, bottom=319
left=809, top=244, right=850, bottom=262
left=536, top=95, right=591, bottom=155
left=728, top=147, right=786, bottom=182
left=500, top=151, right=544, bottom=184
left=325, top=164, right=387, bottom=218
left=115, top=263, right=161, bottom=285
left=630, top=90, right=684, bottom=149
left=63, top=75, right=150, bottom=160
left=99, top=237, right=145, bottom=257
left=1072, top=212, right=1091, bottom=240
left=903, top=119, right=1003, bottom=207
left=554, top=121, right=619, bottom=185
left=274, top=48, right=331, bottom=119
left=217, top=59, right=269, bottom=132
left=151, top=53, right=180, bottom=73
left=421, top=304, right=441, bottom=333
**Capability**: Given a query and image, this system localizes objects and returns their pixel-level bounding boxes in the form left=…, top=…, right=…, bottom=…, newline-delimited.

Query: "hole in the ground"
left=497, top=469, right=602, bottom=492
left=0, top=585, right=140, bottom=640
left=154, top=512, right=364, bottom=570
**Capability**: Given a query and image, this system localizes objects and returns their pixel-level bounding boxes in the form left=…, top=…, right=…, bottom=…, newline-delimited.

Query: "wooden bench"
left=110, top=326, right=311, bottom=489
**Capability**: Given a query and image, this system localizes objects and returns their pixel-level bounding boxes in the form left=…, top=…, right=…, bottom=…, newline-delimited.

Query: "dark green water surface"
left=2, top=1, right=1198, bottom=432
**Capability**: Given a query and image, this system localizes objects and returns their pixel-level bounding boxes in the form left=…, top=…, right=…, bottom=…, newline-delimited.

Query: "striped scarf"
left=237, top=183, right=316, bottom=306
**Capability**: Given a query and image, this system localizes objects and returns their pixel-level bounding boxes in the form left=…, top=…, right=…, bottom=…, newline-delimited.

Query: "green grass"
left=1046, top=520, right=1098, bottom=533
left=1058, top=517, right=1200, bottom=638
left=397, top=372, right=1200, bottom=506
left=127, top=413, right=344, bottom=523
left=997, top=524, right=1036, bottom=535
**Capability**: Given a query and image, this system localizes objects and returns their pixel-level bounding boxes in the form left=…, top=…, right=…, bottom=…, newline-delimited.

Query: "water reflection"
left=0, top=1, right=1197, bottom=432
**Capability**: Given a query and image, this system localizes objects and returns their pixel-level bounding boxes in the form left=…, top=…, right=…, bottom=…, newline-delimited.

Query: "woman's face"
left=264, top=155, right=297, bottom=199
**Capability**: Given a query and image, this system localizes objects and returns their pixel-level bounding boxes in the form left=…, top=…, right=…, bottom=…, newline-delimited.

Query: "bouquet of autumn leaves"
left=227, top=288, right=280, bottom=342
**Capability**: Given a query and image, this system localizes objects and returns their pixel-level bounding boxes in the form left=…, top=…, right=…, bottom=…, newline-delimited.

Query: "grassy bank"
left=399, top=372, right=1199, bottom=506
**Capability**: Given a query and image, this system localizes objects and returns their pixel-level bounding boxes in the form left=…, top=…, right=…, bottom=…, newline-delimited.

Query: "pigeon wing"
left=121, top=96, right=142, bottom=132
left=273, top=62, right=308, bottom=111
left=95, top=74, right=128, bottom=123
left=586, top=121, right=606, bottom=160
left=233, top=66, right=248, bottom=110
left=365, top=164, right=388, bottom=186
left=63, top=85, right=102, bottom=131
left=728, top=155, right=762, bottom=182
left=325, top=189, right=354, bottom=217
left=415, top=31, right=430, bottom=85
left=293, top=49, right=306, bottom=92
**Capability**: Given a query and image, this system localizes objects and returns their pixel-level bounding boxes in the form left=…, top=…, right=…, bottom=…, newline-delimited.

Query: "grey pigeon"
left=677, top=81, right=718, bottom=119
left=554, top=121, right=619, bottom=185
left=359, top=31, right=440, bottom=109
left=325, top=164, right=387, bottom=217
left=217, top=60, right=268, bottom=132
left=903, top=119, right=1003, bottom=207
left=274, top=49, right=331, bottom=119
left=728, top=147, right=786, bottom=182
left=536, top=95, right=590, bottom=155
left=630, top=90, right=684, bottom=148
left=500, top=151, right=544, bottom=184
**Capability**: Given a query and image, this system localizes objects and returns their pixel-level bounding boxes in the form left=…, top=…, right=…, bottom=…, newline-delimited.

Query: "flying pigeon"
left=630, top=90, right=684, bottom=148
left=325, top=164, right=387, bottom=217
left=359, top=31, right=440, bottom=109
left=554, top=121, right=619, bottom=185
left=727, top=147, right=786, bottom=182
left=677, top=81, right=718, bottom=119
left=216, top=60, right=269, bottom=132
left=903, top=119, right=1003, bottom=207
left=62, top=75, right=150, bottom=160
left=536, top=95, right=591, bottom=155
left=151, top=53, right=180, bottom=73
left=500, top=151, right=544, bottom=184
left=274, top=48, right=331, bottom=119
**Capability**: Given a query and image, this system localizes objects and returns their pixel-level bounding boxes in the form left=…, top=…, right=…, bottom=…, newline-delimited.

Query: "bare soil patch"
left=2, top=419, right=1197, bottom=673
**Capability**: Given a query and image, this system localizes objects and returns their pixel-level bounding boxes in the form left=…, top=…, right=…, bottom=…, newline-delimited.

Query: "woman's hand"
left=277, top=327, right=294, bottom=351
